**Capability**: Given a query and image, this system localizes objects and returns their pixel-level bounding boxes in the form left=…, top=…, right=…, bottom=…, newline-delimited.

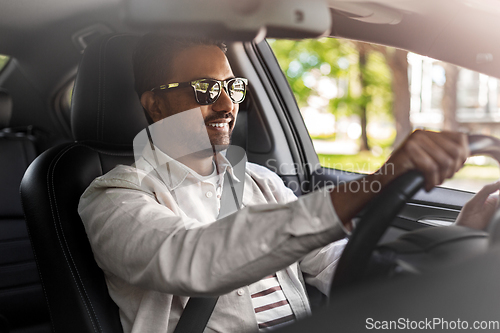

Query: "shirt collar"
left=140, top=143, right=240, bottom=191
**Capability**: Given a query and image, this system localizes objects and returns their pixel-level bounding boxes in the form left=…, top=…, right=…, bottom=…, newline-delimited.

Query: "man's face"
left=148, top=45, right=239, bottom=150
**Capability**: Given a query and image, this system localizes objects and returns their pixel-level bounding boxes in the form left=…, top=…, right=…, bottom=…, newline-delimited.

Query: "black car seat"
left=0, top=90, right=51, bottom=333
left=20, top=34, right=147, bottom=333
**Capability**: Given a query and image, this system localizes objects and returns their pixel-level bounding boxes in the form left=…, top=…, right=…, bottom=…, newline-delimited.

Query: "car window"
left=269, top=38, right=500, bottom=192
left=52, top=79, right=74, bottom=139
left=0, top=54, right=10, bottom=72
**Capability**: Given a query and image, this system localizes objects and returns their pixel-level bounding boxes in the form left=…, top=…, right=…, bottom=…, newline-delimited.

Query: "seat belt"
left=173, top=144, right=247, bottom=333
left=172, top=297, right=220, bottom=333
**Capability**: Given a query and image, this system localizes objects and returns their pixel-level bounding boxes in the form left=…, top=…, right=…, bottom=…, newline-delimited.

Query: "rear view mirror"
left=124, top=0, right=331, bottom=41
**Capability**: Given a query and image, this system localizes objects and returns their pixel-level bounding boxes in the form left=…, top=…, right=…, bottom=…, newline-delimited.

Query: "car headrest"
left=0, top=90, right=12, bottom=129
left=71, top=33, right=148, bottom=144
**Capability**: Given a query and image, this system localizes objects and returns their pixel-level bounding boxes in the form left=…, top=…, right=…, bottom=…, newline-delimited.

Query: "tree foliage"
left=269, top=38, right=393, bottom=150
left=0, top=55, right=9, bottom=72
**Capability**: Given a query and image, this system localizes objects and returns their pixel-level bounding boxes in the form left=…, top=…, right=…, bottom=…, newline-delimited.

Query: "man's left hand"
left=455, top=181, right=500, bottom=230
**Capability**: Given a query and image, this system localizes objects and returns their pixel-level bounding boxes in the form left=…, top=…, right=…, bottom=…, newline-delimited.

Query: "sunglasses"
left=151, top=77, right=248, bottom=105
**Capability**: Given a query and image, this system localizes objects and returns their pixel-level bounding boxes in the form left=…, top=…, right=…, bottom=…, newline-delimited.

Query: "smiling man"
left=136, top=36, right=241, bottom=176
left=78, top=33, right=497, bottom=333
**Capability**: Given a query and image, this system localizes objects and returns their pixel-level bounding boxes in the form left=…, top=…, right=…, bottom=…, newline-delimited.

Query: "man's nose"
left=212, top=88, right=234, bottom=112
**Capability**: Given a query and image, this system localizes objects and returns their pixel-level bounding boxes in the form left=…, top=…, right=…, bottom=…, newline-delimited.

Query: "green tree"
left=269, top=38, right=393, bottom=151
left=269, top=38, right=351, bottom=107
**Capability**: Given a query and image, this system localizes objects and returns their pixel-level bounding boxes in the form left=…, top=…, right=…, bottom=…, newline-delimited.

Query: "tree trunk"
left=358, top=46, right=369, bottom=151
left=386, top=49, right=412, bottom=148
left=442, top=63, right=459, bottom=131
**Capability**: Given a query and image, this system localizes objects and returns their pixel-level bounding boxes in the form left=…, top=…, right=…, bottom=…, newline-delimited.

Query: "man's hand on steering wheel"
left=455, top=181, right=500, bottom=230
left=330, top=130, right=471, bottom=293
left=386, top=130, right=469, bottom=192
left=331, top=130, right=469, bottom=227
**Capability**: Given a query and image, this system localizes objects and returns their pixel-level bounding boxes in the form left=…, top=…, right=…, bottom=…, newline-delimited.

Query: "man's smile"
left=206, top=119, right=231, bottom=132
left=205, top=116, right=233, bottom=134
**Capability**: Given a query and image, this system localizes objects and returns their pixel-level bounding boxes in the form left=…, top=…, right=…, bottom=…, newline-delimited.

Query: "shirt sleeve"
left=78, top=166, right=347, bottom=297
left=247, top=164, right=349, bottom=297
left=299, top=238, right=348, bottom=296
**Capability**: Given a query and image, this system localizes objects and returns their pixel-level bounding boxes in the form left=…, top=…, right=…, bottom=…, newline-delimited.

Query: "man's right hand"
left=385, top=130, right=469, bottom=192
left=330, top=130, right=469, bottom=227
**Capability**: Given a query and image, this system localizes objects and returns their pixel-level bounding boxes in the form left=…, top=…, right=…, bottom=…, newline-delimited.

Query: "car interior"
left=3, top=0, right=500, bottom=332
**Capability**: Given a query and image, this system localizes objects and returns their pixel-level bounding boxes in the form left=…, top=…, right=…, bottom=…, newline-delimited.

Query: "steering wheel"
left=329, top=134, right=500, bottom=299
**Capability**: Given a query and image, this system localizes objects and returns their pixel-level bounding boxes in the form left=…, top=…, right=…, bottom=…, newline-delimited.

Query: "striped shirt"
left=248, top=274, right=295, bottom=331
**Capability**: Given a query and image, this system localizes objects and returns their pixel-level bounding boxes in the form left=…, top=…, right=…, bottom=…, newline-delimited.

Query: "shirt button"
left=237, top=289, right=245, bottom=296
left=206, top=191, right=213, bottom=198
left=260, top=243, right=269, bottom=252
left=312, top=217, right=321, bottom=225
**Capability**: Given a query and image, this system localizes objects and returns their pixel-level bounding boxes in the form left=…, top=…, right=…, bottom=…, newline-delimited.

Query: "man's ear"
left=140, top=91, right=162, bottom=122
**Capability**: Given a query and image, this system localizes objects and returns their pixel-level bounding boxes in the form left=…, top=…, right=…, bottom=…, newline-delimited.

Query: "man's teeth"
left=208, top=123, right=227, bottom=128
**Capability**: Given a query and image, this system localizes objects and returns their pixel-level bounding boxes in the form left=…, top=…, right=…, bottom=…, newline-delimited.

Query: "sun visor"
left=124, top=0, right=331, bottom=41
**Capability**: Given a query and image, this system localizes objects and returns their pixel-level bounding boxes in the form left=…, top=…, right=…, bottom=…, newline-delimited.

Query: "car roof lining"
left=2, top=0, right=500, bottom=112
left=0, top=0, right=121, bottom=29
left=328, top=1, right=500, bottom=79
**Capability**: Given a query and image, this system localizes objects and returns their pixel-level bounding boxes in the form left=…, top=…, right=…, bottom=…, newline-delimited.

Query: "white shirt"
left=78, top=143, right=348, bottom=333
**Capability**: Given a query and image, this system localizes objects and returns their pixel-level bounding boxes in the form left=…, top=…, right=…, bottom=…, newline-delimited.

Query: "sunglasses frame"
left=151, top=77, right=249, bottom=105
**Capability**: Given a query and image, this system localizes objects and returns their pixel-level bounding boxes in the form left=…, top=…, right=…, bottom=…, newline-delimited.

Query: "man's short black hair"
left=132, top=33, right=227, bottom=124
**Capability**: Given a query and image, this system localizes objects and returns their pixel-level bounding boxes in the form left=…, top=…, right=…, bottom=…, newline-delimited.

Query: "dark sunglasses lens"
left=229, top=79, right=246, bottom=103
left=193, top=80, right=221, bottom=105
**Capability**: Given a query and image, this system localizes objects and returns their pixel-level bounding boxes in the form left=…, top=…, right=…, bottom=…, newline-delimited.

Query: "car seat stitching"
left=97, top=39, right=104, bottom=141
left=20, top=190, right=57, bottom=332
left=48, top=144, right=102, bottom=332
left=81, top=145, right=134, bottom=156
left=101, top=38, right=108, bottom=141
